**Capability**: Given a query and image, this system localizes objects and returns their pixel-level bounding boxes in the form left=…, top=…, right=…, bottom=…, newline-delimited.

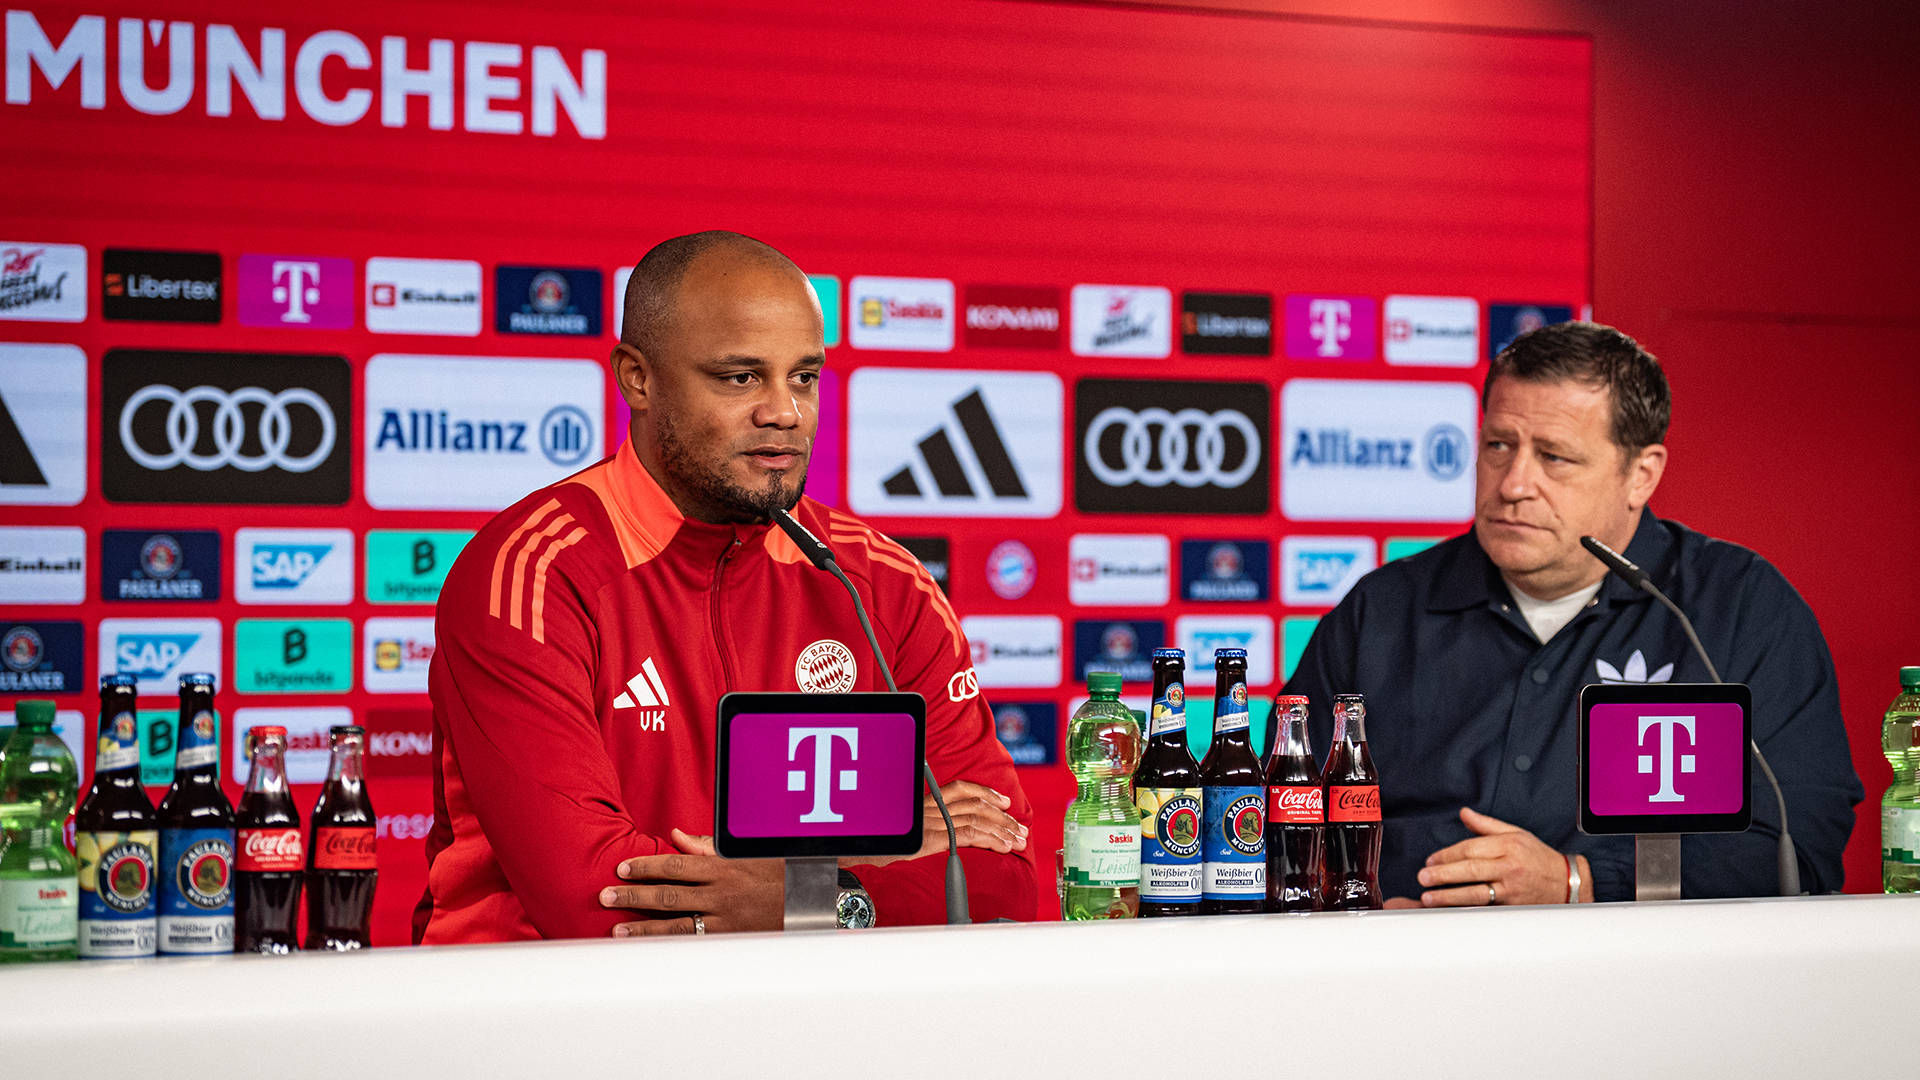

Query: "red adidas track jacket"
left=414, top=439, right=1036, bottom=943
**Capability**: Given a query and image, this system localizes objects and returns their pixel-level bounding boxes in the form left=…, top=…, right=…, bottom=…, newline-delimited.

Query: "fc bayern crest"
left=794, top=639, right=858, bottom=694
left=985, top=539, right=1036, bottom=600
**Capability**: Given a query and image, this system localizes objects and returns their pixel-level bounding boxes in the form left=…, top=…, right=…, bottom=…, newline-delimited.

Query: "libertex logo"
left=612, top=657, right=672, bottom=731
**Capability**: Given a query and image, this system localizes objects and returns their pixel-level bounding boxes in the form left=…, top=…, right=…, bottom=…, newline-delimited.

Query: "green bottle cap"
left=12, top=699, right=55, bottom=731
left=1087, top=671, right=1123, bottom=696
left=1901, top=666, right=1920, bottom=690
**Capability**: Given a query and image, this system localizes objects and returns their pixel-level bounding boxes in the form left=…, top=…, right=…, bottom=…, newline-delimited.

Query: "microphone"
left=774, top=508, right=971, bottom=925
left=1580, top=535, right=1801, bottom=896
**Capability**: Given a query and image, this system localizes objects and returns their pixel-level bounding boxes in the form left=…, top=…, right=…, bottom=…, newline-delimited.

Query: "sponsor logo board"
left=1073, top=620, right=1165, bottom=683
left=1182, top=292, right=1272, bottom=356
left=1281, top=615, right=1319, bottom=682
left=1281, top=378, right=1476, bottom=522
left=1069, top=534, right=1169, bottom=606
left=893, top=537, right=949, bottom=595
left=365, top=530, right=472, bottom=604
left=1, top=621, right=83, bottom=694
left=235, top=528, right=354, bottom=605
left=365, top=257, right=482, bottom=336
left=1385, top=536, right=1443, bottom=562
left=100, top=530, right=221, bottom=602
left=1489, top=303, right=1574, bottom=358
left=363, top=354, right=604, bottom=510
left=0, top=526, right=85, bottom=603
left=1384, top=295, right=1478, bottom=366
left=960, top=615, right=1061, bottom=689
left=97, top=618, right=222, bottom=696
left=848, top=368, right=1062, bottom=518
left=102, top=249, right=221, bottom=324
left=237, top=254, right=353, bottom=329
left=849, top=276, right=954, bottom=352
left=233, top=619, right=353, bottom=695
left=1175, top=616, right=1275, bottom=686
left=1074, top=378, right=1269, bottom=515
left=496, top=265, right=602, bottom=336
left=984, top=539, right=1037, bottom=600
left=0, top=343, right=87, bottom=506
left=808, top=275, right=841, bottom=348
left=0, top=242, right=85, bottom=322
left=1284, top=293, right=1378, bottom=360
left=1280, top=535, right=1376, bottom=607
left=1180, top=539, right=1269, bottom=603
left=991, top=702, right=1058, bottom=766
left=964, top=285, right=1061, bottom=350
left=1071, top=285, right=1171, bottom=358
left=364, top=708, right=435, bottom=778
left=363, top=617, right=435, bottom=694
left=227, top=707, right=351, bottom=785
left=101, top=350, right=351, bottom=505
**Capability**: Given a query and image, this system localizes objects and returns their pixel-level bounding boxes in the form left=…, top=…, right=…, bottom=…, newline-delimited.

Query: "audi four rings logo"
left=1082, top=407, right=1261, bottom=489
left=119, top=386, right=337, bottom=473
left=102, top=350, right=352, bottom=505
left=1074, top=379, right=1271, bottom=515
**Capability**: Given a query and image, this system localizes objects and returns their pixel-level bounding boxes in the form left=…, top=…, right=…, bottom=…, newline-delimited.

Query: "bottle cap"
left=12, top=699, right=55, bottom=730
left=1274, top=695, right=1309, bottom=706
left=1334, top=693, right=1365, bottom=705
left=1151, top=648, right=1185, bottom=660
left=1086, top=672, right=1123, bottom=695
left=1214, top=648, right=1247, bottom=659
left=179, top=672, right=216, bottom=689
left=250, top=725, right=288, bottom=739
left=100, top=673, right=137, bottom=689
left=1902, top=666, right=1920, bottom=690
left=330, top=724, right=367, bottom=737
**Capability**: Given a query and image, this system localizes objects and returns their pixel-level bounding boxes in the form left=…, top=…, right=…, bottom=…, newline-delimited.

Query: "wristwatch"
left=836, top=869, right=876, bottom=929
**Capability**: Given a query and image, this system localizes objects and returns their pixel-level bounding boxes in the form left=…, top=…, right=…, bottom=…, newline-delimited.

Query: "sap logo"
left=100, top=618, right=222, bottom=694
left=848, top=369, right=1062, bottom=519
left=236, top=528, right=352, bottom=604
left=1281, top=379, right=1477, bottom=523
left=1280, top=536, right=1375, bottom=607
left=613, top=658, right=672, bottom=731
left=251, top=545, right=330, bottom=588
left=115, top=635, right=197, bottom=678
left=1175, top=615, right=1275, bottom=684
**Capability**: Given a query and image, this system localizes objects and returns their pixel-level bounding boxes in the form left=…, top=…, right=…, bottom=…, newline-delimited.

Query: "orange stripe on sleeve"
left=529, top=527, right=590, bottom=644
left=490, top=499, right=562, bottom=619
left=508, top=513, right=577, bottom=630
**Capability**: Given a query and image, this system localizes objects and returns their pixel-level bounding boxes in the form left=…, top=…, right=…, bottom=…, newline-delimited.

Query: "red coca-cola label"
left=236, top=827, right=305, bottom=871
left=313, top=827, right=378, bottom=869
left=1267, top=785, right=1325, bottom=824
left=1328, top=785, right=1381, bottom=823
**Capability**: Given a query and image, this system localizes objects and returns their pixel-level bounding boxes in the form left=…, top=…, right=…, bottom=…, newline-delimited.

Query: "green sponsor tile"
left=1385, top=537, right=1444, bottom=562
left=235, top=619, right=353, bottom=695
left=137, top=708, right=220, bottom=785
left=366, top=530, right=472, bottom=605
left=1282, top=616, right=1321, bottom=682
left=807, top=275, right=841, bottom=347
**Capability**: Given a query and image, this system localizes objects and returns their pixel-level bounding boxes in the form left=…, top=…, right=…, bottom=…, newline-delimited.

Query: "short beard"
left=654, top=407, right=807, bottom=523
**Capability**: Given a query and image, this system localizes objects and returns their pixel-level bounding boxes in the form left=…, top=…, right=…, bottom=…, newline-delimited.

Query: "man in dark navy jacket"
left=1285, top=323, right=1861, bottom=905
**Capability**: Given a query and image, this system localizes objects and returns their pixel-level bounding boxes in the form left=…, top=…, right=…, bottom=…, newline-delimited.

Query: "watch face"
left=837, top=890, right=876, bottom=930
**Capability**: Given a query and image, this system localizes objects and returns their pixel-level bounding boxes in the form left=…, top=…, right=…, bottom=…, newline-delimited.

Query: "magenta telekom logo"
left=1588, top=702, right=1744, bottom=815
left=1284, top=293, right=1378, bottom=360
left=238, top=254, right=354, bottom=329
left=728, top=712, right=917, bottom=837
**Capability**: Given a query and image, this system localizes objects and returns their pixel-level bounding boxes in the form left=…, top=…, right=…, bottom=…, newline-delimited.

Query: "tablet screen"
left=1578, top=683, right=1752, bottom=835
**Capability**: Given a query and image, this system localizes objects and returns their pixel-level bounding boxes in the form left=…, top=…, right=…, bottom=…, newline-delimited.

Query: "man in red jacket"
left=415, top=232, right=1037, bottom=942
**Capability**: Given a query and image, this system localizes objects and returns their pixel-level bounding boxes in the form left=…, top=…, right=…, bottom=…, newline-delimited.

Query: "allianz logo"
left=250, top=544, right=330, bottom=588
left=1289, top=423, right=1470, bottom=481
left=114, top=634, right=198, bottom=678
left=1292, top=551, right=1356, bottom=592
left=375, top=406, right=593, bottom=468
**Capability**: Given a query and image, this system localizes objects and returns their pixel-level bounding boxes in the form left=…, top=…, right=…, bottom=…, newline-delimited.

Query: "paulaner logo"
left=788, top=727, right=859, bottom=824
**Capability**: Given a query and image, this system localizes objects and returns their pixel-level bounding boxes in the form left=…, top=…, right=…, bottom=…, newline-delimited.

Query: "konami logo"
left=963, top=285, right=1061, bottom=350
left=364, top=708, right=433, bottom=777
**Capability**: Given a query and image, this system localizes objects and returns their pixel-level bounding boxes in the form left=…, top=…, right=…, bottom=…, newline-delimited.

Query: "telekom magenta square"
left=726, top=712, right=918, bottom=837
left=1588, top=701, right=1745, bottom=816
left=238, top=254, right=355, bottom=329
left=1283, top=293, right=1378, bottom=360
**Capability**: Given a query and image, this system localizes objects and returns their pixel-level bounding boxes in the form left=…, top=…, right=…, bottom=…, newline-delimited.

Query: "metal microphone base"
left=1635, top=833, right=1682, bottom=901
left=784, top=857, right=839, bottom=931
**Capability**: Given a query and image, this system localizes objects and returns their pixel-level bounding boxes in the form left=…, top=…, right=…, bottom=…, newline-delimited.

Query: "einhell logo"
left=3, top=12, right=606, bottom=138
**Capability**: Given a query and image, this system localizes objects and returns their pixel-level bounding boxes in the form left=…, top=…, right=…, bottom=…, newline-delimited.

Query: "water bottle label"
left=1064, top=821, right=1141, bottom=887
left=237, top=828, right=305, bottom=872
left=1136, top=786, right=1202, bottom=901
left=95, top=710, right=141, bottom=772
left=1202, top=785, right=1266, bottom=899
left=1268, top=785, right=1325, bottom=824
left=1212, top=682, right=1250, bottom=734
left=1884, top=805, right=1920, bottom=866
left=1329, top=785, right=1381, bottom=823
left=314, top=827, right=378, bottom=870
left=77, top=829, right=158, bottom=925
left=0, top=877, right=78, bottom=948
left=158, top=827, right=233, bottom=954
left=1149, top=684, right=1187, bottom=736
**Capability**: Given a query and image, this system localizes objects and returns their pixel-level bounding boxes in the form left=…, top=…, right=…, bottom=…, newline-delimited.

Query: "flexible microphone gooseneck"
left=1580, top=535, right=1801, bottom=896
left=774, top=509, right=971, bottom=925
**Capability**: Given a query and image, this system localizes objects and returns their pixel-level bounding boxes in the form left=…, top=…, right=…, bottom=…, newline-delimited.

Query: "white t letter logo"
left=1308, top=298, right=1352, bottom=357
left=271, top=261, right=321, bottom=323
left=1637, top=714, right=1697, bottom=803
left=787, top=726, right=858, bottom=823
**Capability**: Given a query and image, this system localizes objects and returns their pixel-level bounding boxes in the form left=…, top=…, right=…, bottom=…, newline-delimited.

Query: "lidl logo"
left=234, top=619, right=352, bottom=694
left=236, top=528, right=354, bottom=604
left=98, top=619, right=222, bottom=696
left=363, top=616, right=434, bottom=694
left=365, top=530, right=472, bottom=604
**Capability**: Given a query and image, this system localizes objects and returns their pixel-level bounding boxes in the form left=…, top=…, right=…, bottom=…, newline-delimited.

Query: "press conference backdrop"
left=0, top=0, right=1590, bottom=942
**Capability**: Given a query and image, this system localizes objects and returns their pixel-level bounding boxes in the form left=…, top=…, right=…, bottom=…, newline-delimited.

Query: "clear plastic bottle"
left=0, top=700, right=80, bottom=962
left=1063, top=672, right=1142, bottom=920
left=1882, top=666, right=1920, bottom=894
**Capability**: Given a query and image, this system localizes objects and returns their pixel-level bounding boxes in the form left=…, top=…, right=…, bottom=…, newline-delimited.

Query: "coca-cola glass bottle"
left=235, top=726, right=303, bottom=954
left=305, top=725, right=377, bottom=950
left=1264, top=695, right=1323, bottom=912
left=1320, top=694, right=1382, bottom=910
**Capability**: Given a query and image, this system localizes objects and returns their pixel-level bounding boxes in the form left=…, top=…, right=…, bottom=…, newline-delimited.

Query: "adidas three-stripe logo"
left=614, top=658, right=672, bottom=710
left=881, top=388, right=1028, bottom=501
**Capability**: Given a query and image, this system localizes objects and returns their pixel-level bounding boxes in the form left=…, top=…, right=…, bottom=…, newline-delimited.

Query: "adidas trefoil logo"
left=1595, top=649, right=1674, bottom=685
left=613, top=658, right=671, bottom=731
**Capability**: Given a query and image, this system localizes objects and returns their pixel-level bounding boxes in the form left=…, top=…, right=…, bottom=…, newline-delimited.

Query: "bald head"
left=621, top=230, right=811, bottom=361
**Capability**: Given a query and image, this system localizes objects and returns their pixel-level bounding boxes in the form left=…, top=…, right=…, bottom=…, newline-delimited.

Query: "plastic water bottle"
left=1063, top=672, right=1142, bottom=920
left=0, top=700, right=80, bottom=962
left=1883, top=666, right=1920, bottom=894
